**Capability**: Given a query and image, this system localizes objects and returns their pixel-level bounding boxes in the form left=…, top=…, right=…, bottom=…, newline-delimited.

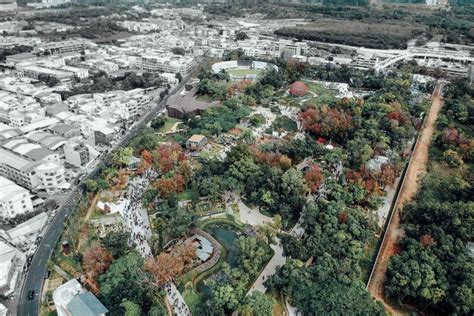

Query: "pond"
left=196, top=224, right=242, bottom=296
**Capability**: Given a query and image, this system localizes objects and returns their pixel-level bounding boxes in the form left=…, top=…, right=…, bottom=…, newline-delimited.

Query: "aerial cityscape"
left=0, top=0, right=472, bottom=315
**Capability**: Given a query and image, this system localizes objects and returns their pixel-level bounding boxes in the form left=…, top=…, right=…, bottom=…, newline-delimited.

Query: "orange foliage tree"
left=82, top=246, right=113, bottom=283
left=146, top=253, right=184, bottom=288
left=304, top=165, right=324, bottom=192
left=155, top=173, right=185, bottom=198
left=299, top=105, right=352, bottom=140
left=379, top=163, right=397, bottom=189
left=154, top=143, right=185, bottom=174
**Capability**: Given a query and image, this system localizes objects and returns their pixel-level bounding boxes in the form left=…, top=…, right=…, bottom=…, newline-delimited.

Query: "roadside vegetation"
left=384, top=79, right=474, bottom=315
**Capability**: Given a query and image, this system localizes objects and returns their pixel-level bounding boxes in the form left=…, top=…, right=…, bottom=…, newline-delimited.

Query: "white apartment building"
left=16, top=63, right=74, bottom=82
left=35, top=163, right=66, bottom=194
left=33, top=39, right=89, bottom=56
left=136, top=54, right=195, bottom=74
left=0, top=93, right=41, bottom=125
left=118, top=21, right=160, bottom=33
left=0, top=147, right=65, bottom=194
left=0, top=0, right=17, bottom=12
left=0, top=176, right=34, bottom=219
left=0, top=148, right=40, bottom=190
left=61, top=66, right=89, bottom=79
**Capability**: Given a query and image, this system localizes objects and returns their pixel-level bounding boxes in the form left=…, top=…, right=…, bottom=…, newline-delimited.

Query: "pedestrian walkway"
left=248, top=237, right=286, bottom=295
left=119, top=170, right=156, bottom=258
left=226, top=192, right=272, bottom=226
left=165, top=282, right=191, bottom=316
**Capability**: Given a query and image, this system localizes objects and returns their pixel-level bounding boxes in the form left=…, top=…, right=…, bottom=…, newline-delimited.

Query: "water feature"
left=207, top=225, right=240, bottom=267
left=196, top=224, right=242, bottom=296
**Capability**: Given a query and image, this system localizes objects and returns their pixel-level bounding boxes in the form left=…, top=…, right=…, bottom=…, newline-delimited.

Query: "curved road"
left=16, top=71, right=194, bottom=316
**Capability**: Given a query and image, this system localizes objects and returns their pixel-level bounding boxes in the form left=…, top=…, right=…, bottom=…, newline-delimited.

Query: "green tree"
left=211, top=285, right=240, bottom=311
left=240, top=292, right=274, bottom=316
left=101, top=231, right=130, bottom=258
left=99, top=252, right=153, bottom=312
left=236, top=237, right=270, bottom=277
left=147, top=302, right=167, bottom=316
left=171, top=47, right=185, bottom=55
left=111, top=147, right=133, bottom=167
left=151, top=116, right=166, bottom=130
left=235, top=31, right=249, bottom=41
left=84, top=179, right=98, bottom=193
left=121, top=300, right=141, bottom=316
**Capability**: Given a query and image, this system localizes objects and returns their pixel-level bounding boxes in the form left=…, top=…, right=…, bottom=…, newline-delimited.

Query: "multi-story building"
left=64, top=142, right=90, bottom=168
left=48, top=123, right=81, bottom=139
left=136, top=54, right=195, bottom=74
left=0, top=0, right=17, bottom=12
left=0, top=146, right=65, bottom=194
left=0, top=93, right=41, bottom=125
left=0, top=148, right=40, bottom=190
left=35, top=163, right=66, bottom=194
left=0, top=241, right=25, bottom=296
left=5, top=52, right=36, bottom=67
left=16, top=63, right=74, bottom=82
left=60, top=66, right=89, bottom=79
left=34, top=39, right=90, bottom=56
left=3, top=139, right=61, bottom=165
left=93, top=127, right=115, bottom=146
left=0, top=176, right=34, bottom=219
left=118, top=21, right=160, bottom=33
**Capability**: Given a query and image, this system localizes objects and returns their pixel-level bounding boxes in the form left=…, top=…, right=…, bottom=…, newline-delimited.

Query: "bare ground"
left=367, top=84, right=444, bottom=315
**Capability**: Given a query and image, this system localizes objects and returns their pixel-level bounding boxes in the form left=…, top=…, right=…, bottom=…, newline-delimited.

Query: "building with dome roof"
left=289, top=81, right=308, bottom=97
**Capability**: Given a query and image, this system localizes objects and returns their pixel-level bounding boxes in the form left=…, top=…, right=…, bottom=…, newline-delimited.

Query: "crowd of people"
left=120, top=169, right=157, bottom=258
left=165, top=282, right=191, bottom=316
left=119, top=168, right=192, bottom=314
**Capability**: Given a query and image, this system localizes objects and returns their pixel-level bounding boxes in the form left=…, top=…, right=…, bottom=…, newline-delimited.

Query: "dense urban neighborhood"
left=0, top=1, right=473, bottom=316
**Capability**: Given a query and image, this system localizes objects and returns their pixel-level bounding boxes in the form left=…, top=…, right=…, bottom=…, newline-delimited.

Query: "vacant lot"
left=275, top=18, right=424, bottom=49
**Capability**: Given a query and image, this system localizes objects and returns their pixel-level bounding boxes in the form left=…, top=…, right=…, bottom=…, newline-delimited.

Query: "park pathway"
left=367, top=83, right=444, bottom=315
left=247, top=237, right=286, bottom=295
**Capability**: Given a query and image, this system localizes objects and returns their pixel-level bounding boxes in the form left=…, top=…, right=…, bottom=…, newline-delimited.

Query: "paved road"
left=16, top=71, right=194, bottom=316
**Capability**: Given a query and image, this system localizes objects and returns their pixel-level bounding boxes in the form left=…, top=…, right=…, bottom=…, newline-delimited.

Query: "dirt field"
left=367, top=84, right=444, bottom=315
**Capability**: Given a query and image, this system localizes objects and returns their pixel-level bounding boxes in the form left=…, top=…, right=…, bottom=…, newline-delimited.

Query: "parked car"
left=28, top=290, right=35, bottom=301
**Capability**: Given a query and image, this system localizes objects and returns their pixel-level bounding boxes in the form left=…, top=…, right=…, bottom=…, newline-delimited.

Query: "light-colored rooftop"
left=0, top=176, right=28, bottom=202
left=0, top=241, right=18, bottom=289
left=188, top=134, right=206, bottom=143
left=0, top=148, right=37, bottom=172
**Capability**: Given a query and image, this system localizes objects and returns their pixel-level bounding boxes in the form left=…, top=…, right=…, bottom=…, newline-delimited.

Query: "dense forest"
left=384, top=78, right=474, bottom=315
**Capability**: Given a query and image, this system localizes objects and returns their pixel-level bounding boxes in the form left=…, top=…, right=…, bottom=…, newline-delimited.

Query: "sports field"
left=227, top=68, right=261, bottom=77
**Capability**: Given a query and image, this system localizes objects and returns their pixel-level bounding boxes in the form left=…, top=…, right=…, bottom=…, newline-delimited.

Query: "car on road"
left=27, top=290, right=35, bottom=301
left=44, top=271, right=51, bottom=279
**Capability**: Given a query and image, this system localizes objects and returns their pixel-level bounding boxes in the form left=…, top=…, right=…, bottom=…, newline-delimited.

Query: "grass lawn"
left=227, top=68, right=261, bottom=77
left=195, top=94, right=213, bottom=102
left=182, top=286, right=203, bottom=314
left=269, top=289, right=287, bottom=316
left=157, top=117, right=182, bottom=133
left=178, top=189, right=193, bottom=201
left=272, top=115, right=298, bottom=132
